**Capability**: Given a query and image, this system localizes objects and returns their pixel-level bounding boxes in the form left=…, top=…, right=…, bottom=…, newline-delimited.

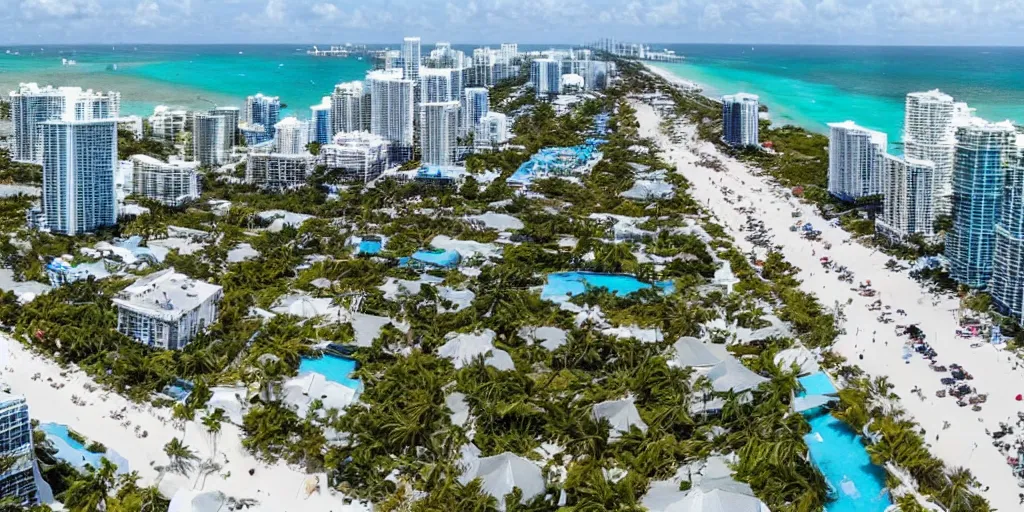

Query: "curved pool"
left=38, top=423, right=129, bottom=475
left=541, top=272, right=674, bottom=302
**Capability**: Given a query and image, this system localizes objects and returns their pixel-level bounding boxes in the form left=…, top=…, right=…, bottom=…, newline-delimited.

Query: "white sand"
left=1, top=336, right=369, bottom=511
left=633, top=76, right=1023, bottom=510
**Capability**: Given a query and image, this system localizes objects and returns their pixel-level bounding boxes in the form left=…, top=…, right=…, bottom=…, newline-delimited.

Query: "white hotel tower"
left=331, top=81, right=370, bottom=134
left=367, top=69, right=415, bottom=161
left=903, top=90, right=971, bottom=216
left=402, top=37, right=422, bottom=82
left=876, top=154, right=936, bottom=242
left=9, top=83, right=120, bottom=164
left=420, top=101, right=460, bottom=166
left=826, top=121, right=887, bottom=201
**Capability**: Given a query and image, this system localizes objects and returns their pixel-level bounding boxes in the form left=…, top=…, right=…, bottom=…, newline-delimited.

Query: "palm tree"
left=202, top=408, right=226, bottom=455
left=62, top=458, right=118, bottom=511
left=163, top=438, right=199, bottom=477
left=936, top=467, right=979, bottom=512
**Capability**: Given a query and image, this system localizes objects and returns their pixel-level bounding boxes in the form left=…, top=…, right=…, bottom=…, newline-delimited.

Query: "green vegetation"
left=0, top=148, right=42, bottom=184
left=117, top=129, right=175, bottom=161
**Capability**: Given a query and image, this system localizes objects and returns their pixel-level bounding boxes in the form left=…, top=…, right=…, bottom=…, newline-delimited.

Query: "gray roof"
left=592, top=397, right=648, bottom=437
left=673, top=337, right=729, bottom=368
left=706, top=359, right=769, bottom=393
left=458, top=452, right=545, bottom=510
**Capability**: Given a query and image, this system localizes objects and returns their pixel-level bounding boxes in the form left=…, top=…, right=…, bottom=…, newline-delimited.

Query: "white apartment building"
left=192, top=112, right=229, bottom=167
left=827, top=121, right=888, bottom=201
left=876, top=154, right=936, bottom=242
left=149, top=105, right=188, bottom=142
left=402, top=36, right=421, bottom=82
left=209, top=106, right=240, bottom=146
left=367, top=69, right=415, bottom=160
left=273, top=117, right=312, bottom=154
left=9, top=83, right=119, bottom=163
left=721, top=93, right=760, bottom=147
left=321, top=131, right=391, bottom=183
left=420, top=68, right=457, bottom=103
left=478, top=111, right=509, bottom=145
left=903, top=90, right=972, bottom=216
left=114, top=268, right=223, bottom=350
left=331, top=81, right=370, bottom=135
left=118, top=115, right=143, bottom=138
left=246, top=152, right=314, bottom=189
left=530, top=58, right=561, bottom=97
left=41, top=119, right=118, bottom=235
left=129, top=155, right=200, bottom=206
left=420, top=101, right=460, bottom=166
left=462, top=87, right=489, bottom=137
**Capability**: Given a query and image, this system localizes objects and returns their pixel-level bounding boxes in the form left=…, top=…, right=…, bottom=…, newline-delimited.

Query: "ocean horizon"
left=2, top=44, right=1022, bottom=143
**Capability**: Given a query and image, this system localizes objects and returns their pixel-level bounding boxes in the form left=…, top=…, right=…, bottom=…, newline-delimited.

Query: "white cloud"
left=264, top=0, right=285, bottom=22
left=20, top=0, right=98, bottom=19
left=133, top=0, right=163, bottom=26
left=311, top=2, right=338, bottom=19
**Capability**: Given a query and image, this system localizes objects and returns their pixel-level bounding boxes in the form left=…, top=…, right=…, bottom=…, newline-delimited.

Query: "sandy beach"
left=633, top=69, right=1024, bottom=511
left=1, top=335, right=368, bottom=511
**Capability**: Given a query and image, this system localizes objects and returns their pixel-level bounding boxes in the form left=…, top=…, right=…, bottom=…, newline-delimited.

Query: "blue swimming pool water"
left=38, top=423, right=129, bottom=475
left=408, top=249, right=461, bottom=268
left=540, top=272, right=675, bottom=301
left=799, top=372, right=839, bottom=396
left=357, top=240, right=382, bottom=255
left=803, top=410, right=891, bottom=512
left=299, top=354, right=361, bottom=391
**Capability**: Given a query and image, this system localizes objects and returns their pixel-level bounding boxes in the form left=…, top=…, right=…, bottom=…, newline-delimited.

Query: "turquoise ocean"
left=0, top=45, right=371, bottom=118
left=653, top=45, right=1024, bottom=150
left=2, top=44, right=1022, bottom=146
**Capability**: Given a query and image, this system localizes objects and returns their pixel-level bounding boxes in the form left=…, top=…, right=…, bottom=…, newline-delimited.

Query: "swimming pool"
left=38, top=423, right=129, bottom=475
left=299, top=354, right=361, bottom=391
left=541, top=272, right=675, bottom=302
left=357, top=240, right=382, bottom=255
left=796, top=372, right=890, bottom=512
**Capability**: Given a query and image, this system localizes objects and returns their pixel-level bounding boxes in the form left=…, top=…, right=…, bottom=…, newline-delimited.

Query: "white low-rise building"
left=246, top=151, right=314, bottom=190
left=113, top=268, right=223, bottom=350
left=129, top=155, right=200, bottom=206
left=321, top=131, right=390, bottom=183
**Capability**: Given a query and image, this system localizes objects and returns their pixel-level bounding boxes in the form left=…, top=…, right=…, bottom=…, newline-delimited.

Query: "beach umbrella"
left=1015, top=394, right=1022, bottom=401
left=457, top=452, right=545, bottom=511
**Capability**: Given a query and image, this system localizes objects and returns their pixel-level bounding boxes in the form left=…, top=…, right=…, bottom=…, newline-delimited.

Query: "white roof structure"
left=438, top=330, right=514, bottom=370
left=773, top=346, right=819, bottom=376
left=206, top=386, right=247, bottom=425
left=283, top=372, right=358, bottom=417
left=706, top=359, right=769, bottom=393
left=112, top=269, right=222, bottom=323
left=458, top=452, right=546, bottom=510
left=518, top=326, right=567, bottom=351
left=792, top=395, right=837, bottom=413
left=270, top=294, right=348, bottom=324
left=592, top=397, right=648, bottom=438
left=621, top=179, right=675, bottom=200
left=466, top=212, right=525, bottom=231
left=430, top=235, right=501, bottom=260
left=672, top=337, right=729, bottom=368
left=168, top=489, right=228, bottom=512
left=446, top=392, right=471, bottom=427
left=642, top=486, right=770, bottom=512
left=257, top=210, right=314, bottom=231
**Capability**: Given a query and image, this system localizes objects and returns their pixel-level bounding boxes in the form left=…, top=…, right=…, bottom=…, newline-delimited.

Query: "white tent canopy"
left=458, top=452, right=546, bottom=510
left=673, top=337, right=729, bottom=368
left=592, top=396, right=648, bottom=438
left=168, top=489, right=228, bottom=512
left=643, top=486, right=771, bottom=512
left=438, top=330, right=513, bottom=370
left=773, top=346, right=819, bottom=376
left=282, top=372, right=358, bottom=417
left=706, top=359, right=769, bottom=393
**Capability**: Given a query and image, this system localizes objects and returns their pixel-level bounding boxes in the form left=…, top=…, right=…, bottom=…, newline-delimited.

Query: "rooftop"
left=112, top=268, right=222, bottom=322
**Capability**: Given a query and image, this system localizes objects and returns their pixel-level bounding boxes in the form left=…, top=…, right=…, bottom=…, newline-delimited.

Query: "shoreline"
left=632, top=95, right=1023, bottom=511
left=1, top=334, right=368, bottom=511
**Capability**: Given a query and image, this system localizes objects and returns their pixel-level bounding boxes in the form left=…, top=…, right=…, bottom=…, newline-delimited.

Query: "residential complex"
left=827, top=121, right=887, bottom=201
left=113, top=268, right=223, bottom=350
left=875, top=155, right=936, bottom=242
left=41, top=119, right=118, bottom=235
left=367, top=69, right=415, bottom=162
left=0, top=393, right=39, bottom=506
left=420, top=68, right=458, bottom=103
left=402, top=37, right=422, bottom=83
left=478, top=112, right=510, bottom=145
left=330, top=81, right=370, bottom=134
left=944, top=119, right=1017, bottom=289
left=721, top=93, right=759, bottom=147
left=310, top=97, right=332, bottom=145
left=903, top=90, right=971, bottom=216
left=420, top=101, right=460, bottom=166
left=129, top=155, right=200, bottom=207
left=209, top=106, right=240, bottom=146
left=991, top=152, right=1024, bottom=318
left=273, top=117, right=312, bottom=155
left=246, top=152, right=315, bottom=189
left=9, top=83, right=119, bottom=164
left=321, top=131, right=391, bottom=183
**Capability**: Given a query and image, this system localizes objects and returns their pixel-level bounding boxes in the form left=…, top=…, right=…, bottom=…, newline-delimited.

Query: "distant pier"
left=586, top=38, right=684, bottom=62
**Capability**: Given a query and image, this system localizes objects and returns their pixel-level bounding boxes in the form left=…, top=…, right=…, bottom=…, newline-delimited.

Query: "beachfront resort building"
left=478, top=112, right=509, bottom=145
left=903, top=90, right=972, bottom=216
left=420, top=101, right=460, bottom=166
left=368, top=69, right=415, bottom=162
left=827, top=121, right=887, bottom=201
left=242, top=93, right=281, bottom=145
left=721, top=93, right=760, bottom=147
left=310, top=97, right=332, bottom=145
left=321, top=131, right=390, bottom=183
left=149, top=106, right=188, bottom=142
left=41, top=119, right=118, bottom=235
left=990, top=152, right=1024, bottom=318
left=530, top=59, right=562, bottom=98
left=402, top=36, right=422, bottom=83
left=420, top=68, right=459, bottom=103
left=331, top=81, right=370, bottom=135
left=129, top=155, right=200, bottom=206
left=273, top=117, right=312, bottom=154
left=945, top=119, right=1017, bottom=288
left=875, top=154, right=936, bottom=242
left=246, top=151, right=315, bottom=190
left=119, top=115, right=143, bottom=139
left=462, top=87, right=489, bottom=136
left=192, top=112, right=230, bottom=167
left=114, top=268, right=223, bottom=350
left=9, top=83, right=119, bottom=164
left=209, top=106, right=240, bottom=146
left=0, top=393, right=39, bottom=506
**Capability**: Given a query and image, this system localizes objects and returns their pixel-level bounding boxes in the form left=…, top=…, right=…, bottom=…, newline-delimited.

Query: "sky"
left=1, top=0, right=1023, bottom=45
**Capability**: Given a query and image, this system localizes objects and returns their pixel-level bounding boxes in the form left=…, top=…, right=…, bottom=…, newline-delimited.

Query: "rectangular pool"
left=299, top=354, right=361, bottom=391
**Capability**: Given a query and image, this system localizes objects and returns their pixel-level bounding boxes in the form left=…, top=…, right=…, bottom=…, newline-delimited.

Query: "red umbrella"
left=1016, top=394, right=1022, bottom=401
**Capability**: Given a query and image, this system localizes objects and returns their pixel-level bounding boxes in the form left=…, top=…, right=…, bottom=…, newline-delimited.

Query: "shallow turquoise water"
left=0, top=45, right=370, bottom=116
left=655, top=45, right=1024, bottom=151
left=541, top=271, right=674, bottom=301
left=299, top=354, right=361, bottom=391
